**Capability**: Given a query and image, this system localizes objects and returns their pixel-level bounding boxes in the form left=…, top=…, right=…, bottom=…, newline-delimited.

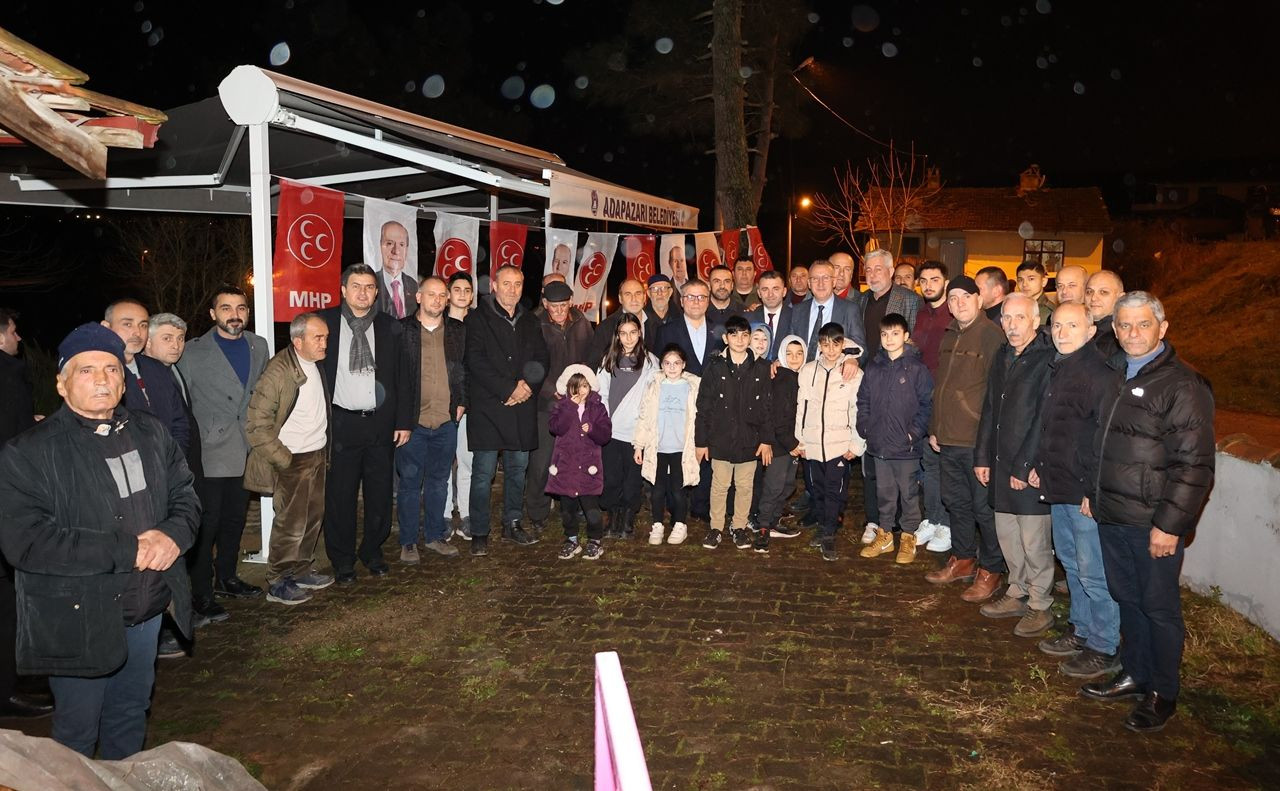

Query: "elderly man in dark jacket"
left=465, top=265, right=551, bottom=555
left=973, top=294, right=1056, bottom=636
left=1079, top=292, right=1215, bottom=734
left=1030, top=302, right=1123, bottom=680
left=0, top=324, right=198, bottom=759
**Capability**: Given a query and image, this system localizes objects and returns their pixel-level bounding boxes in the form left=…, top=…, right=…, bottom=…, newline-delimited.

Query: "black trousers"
left=562, top=495, right=604, bottom=541
left=191, top=475, right=250, bottom=596
left=601, top=438, right=643, bottom=512
left=524, top=408, right=554, bottom=523
left=939, top=444, right=1007, bottom=573
left=0, top=563, right=15, bottom=699
left=324, top=410, right=394, bottom=574
left=1100, top=523, right=1187, bottom=699
left=651, top=452, right=687, bottom=524
left=807, top=457, right=851, bottom=538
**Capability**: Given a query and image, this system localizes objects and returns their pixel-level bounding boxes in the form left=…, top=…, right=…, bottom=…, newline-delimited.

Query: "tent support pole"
left=246, top=121, right=274, bottom=564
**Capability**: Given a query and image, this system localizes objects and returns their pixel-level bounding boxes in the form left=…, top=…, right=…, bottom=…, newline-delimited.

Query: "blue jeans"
left=396, top=422, right=458, bottom=545
left=469, top=449, right=529, bottom=537
left=49, top=614, right=161, bottom=759
left=1052, top=504, right=1120, bottom=654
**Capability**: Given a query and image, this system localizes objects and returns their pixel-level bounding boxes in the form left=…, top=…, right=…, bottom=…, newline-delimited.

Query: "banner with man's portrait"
left=362, top=198, right=421, bottom=319
left=544, top=227, right=579, bottom=282
left=659, top=234, right=690, bottom=289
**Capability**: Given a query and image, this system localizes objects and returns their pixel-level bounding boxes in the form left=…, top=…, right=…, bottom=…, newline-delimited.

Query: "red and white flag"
left=658, top=234, right=690, bottom=288
left=433, top=212, right=480, bottom=290
left=623, top=235, right=656, bottom=283
left=273, top=179, right=343, bottom=321
left=573, top=232, right=618, bottom=322
left=489, top=221, right=528, bottom=280
left=721, top=228, right=741, bottom=266
left=544, top=227, right=579, bottom=281
left=744, top=226, right=774, bottom=279
left=693, top=232, right=721, bottom=282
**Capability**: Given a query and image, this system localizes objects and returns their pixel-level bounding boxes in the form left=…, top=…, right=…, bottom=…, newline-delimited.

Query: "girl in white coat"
left=632, top=344, right=701, bottom=545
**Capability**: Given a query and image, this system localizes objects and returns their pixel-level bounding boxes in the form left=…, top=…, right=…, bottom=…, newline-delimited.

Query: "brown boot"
left=925, top=556, right=978, bottom=585
left=960, top=569, right=1002, bottom=602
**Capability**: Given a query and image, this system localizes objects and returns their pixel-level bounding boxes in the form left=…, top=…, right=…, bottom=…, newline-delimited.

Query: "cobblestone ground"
left=8, top=474, right=1278, bottom=790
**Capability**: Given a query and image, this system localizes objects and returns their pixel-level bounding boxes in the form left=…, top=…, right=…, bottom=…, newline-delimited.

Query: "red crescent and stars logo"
left=579, top=251, right=606, bottom=288
left=439, top=238, right=473, bottom=277
left=286, top=214, right=335, bottom=270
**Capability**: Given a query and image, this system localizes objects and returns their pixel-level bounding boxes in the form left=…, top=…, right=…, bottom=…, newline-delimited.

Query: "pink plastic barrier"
left=594, top=651, right=653, bottom=791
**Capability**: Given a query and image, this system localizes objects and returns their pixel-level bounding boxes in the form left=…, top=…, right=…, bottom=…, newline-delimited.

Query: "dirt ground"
left=6, top=477, right=1278, bottom=790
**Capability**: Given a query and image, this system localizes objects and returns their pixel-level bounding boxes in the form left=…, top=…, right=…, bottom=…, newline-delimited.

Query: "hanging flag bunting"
left=744, top=226, right=774, bottom=279
left=272, top=179, right=344, bottom=321
left=433, top=212, right=481, bottom=291
left=573, top=232, right=619, bottom=322
left=693, top=232, right=721, bottom=282
left=362, top=197, right=421, bottom=319
left=489, top=221, right=528, bottom=280
left=720, top=228, right=741, bottom=266
left=544, top=227, right=580, bottom=282
left=623, top=235, right=656, bottom=283
left=658, top=234, right=690, bottom=289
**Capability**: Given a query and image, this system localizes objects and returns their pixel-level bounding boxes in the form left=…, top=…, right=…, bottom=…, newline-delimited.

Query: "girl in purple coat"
left=548, top=364, right=613, bottom=560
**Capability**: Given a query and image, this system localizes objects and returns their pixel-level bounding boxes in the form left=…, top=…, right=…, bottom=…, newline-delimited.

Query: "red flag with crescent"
left=623, top=235, right=656, bottom=283
left=488, top=221, right=528, bottom=279
left=745, top=226, right=773, bottom=279
left=572, top=233, right=618, bottom=322
left=433, top=212, right=481, bottom=292
left=272, top=179, right=344, bottom=321
left=721, top=228, right=742, bottom=266
left=693, top=232, right=721, bottom=281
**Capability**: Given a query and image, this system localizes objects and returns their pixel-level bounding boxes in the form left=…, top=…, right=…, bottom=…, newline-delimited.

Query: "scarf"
left=341, top=303, right=376, bottom=374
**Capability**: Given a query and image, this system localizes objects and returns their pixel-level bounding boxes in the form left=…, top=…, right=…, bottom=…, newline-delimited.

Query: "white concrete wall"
left=1181, top=453, right=1280, bottom=639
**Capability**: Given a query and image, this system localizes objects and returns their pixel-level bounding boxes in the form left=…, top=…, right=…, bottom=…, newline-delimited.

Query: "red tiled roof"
left=857, top=186, right=1112, bottom=234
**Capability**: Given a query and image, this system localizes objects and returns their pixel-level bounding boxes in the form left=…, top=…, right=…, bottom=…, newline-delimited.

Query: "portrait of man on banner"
left=363, top=198, right=421, bottom=319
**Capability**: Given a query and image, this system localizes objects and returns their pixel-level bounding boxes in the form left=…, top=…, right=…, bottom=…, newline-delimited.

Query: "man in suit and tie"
left=854, top=249, right=921, bottom=359
left=780, top=260, right=868, bottom=361
left=320, top=264, right=411, bottom=583
left=745, top=270, right=793, bottom=360
left=375, top=220, right=419, bottom=320
left=101, top=300, right=189, bottom=455
left=654, top=279, right=724, bottom=376
left=178, top=286, right=270, bottom=607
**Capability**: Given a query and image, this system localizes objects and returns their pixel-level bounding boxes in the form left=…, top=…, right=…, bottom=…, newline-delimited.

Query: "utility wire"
left=791, top=73, right=929, bottom=160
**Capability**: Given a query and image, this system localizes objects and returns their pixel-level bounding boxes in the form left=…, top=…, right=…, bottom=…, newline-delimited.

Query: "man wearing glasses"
left=779, top=261, right=867, bottom=361
left=654, top=280, right=723, bottom=376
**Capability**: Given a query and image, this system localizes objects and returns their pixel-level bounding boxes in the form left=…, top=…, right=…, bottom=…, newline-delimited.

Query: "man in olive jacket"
left=0, top=324, right=198, bottom=759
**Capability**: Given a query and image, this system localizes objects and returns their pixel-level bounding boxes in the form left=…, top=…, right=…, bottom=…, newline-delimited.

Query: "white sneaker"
left=860, top=522, right=880, bottom=545
left=648, top=522, right=666, bottom=545
left=667, top=522, right=688, bottom=545
left=925, top=524, right=952, bottom=552
left=915, top=520, right=939, bottom=546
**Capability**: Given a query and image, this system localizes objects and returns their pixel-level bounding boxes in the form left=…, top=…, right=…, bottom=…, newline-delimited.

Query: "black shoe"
left=820, top=537, right=839, bottom=562
left=471, top=535, right=489, bottom=556
left=731, top=528, right=753, bottom=549
left=1125, top=692, right=1177, bottom=733
left=604, top=509, right=625, bottom=540
left=157, top=629, right=185, bottom=660
left=367, top=561, right=390, bottom=577
left=529, top=520, right=547, bottom=539
left=809, top=532, right=825, bottom=548
left=769, top=523, right=801, bottom=538
left=799, top=510, right=818, bottom=527
left=192, top=596, right=229, bottom=627
left=1038, top=626, right=1086, bottom=657
left=701, top=529, right=723, bottom=549
left=502, top=520, right=539, bottom=546
left=0, top=694, right=54, bottom=719
left=214, top=576, right=263, bottom=599
left=752, top=531, right=770, bottom=554
left=335, top=570, right=358, bottom=585
left=1060, top=648, right=1123, bottom=680
left=1080, top=672, right=1145, bottom=703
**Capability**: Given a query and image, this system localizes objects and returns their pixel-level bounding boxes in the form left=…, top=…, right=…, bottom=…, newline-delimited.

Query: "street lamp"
left=786, top=195, right=811, bottom=271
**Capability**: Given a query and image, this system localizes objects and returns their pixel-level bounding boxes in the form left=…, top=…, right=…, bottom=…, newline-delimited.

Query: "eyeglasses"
left=809, top=275, right=833, bottom=283
left=682, top=294, right=709, bottom=303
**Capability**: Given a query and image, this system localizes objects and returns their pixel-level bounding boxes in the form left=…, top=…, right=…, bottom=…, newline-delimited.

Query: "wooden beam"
left=0, top=74, right=105, bottom=179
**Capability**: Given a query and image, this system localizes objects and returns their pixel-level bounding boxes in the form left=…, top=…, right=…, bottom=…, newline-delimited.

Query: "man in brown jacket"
left=244, top=313, right=332, bottom=605
left=924, top=277, right=1008, bottom=601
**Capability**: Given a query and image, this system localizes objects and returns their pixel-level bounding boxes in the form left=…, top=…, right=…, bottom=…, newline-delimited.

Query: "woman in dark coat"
left=547, top=364, right=612, bottom=560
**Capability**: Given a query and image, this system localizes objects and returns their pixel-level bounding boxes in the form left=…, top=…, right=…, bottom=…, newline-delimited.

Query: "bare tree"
left=809, top=142, right=940, bottom=272
left=106, top=215, right=253, bottom=333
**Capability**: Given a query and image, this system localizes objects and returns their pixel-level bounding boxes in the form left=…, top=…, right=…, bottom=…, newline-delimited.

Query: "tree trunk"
left=748, top=30, right=779, bottom=220
left=711, top=0, right=753, bottom=230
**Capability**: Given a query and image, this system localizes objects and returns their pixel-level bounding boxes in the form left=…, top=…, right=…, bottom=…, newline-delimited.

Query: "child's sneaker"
left=557, top=538, right=582, bottom=560
left=915, top=520, right=939, bottom=546
left=895, top=533, right=918, bottom=564
left=731, top=528, right=752, bottom=549
left=582, top=539, right=604, bottom=560
left=668, top=522, right=688, bottom=545
left=859, top=527, right=895, bottom=558
left=860, top=522, right=880, bottom=544
left=820, top=537, right=839, bottom=561
left=752, top=530, right=770, bottom=554
left=769, top=523, right=801, bottom=538
left=701, top=529, right=723, bottom=549
left=648, top=522, right=665, bottom=545
left=926, top=525, right=952, bottom=552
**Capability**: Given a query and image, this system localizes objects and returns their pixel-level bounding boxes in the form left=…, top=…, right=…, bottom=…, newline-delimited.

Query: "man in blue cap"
left=0, top=323, right=198, bottom=759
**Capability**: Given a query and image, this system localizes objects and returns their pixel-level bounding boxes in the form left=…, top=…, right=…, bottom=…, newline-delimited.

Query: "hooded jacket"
left=546, top=364, right=612, bottom=498
left=857, top=344, right=933, bottom=460
left=767, top=334, right=807, bottom=455
left=796, top=345, right=866, bottom=463
left=632, top=370, right=702, bottom=486
left=974, top=331, right=1056, bottom=514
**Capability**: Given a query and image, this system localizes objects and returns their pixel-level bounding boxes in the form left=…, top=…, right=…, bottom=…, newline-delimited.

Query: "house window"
left=1023, top=239, right=1064, bottom=274
left=900, top=235, right=923, bottom=257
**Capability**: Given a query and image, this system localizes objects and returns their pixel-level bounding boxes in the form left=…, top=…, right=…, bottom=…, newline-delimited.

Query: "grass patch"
left=461, top=676, right=499, bottom=702
left=312, top=644, right=365, bottom=662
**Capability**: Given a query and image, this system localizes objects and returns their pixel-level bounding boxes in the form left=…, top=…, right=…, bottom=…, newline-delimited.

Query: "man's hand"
left=135, top=529, right=180, bottom=571
left=455, top=406, right=466, bottom=421
left=1009, top=476, right=1027, bottom=491
left=1028, top=468, right=1040, bottom=488
left=842, top=450, right=855, bottom=460
left=769, top=360, right=780, bottom=379
left=505, top=379, right=533, bottom=406
left=840, top=357, right=860, bottom=381
left=791, top=445, right=804, bottom=457
left=393, top=430, right=411, bottom=447
left=696, top=446, right=709, bottom=462
left=1149, top=526, right=1179, bottom=559
left=929, top=435, right=940, bottom=453
left=1080, top=497, right=1092, bottom=518
left=974, top=466, right=990, bottom=486
left=757, top=444, right=773, bottom=466
left=633, top=449, right=643, bottom=465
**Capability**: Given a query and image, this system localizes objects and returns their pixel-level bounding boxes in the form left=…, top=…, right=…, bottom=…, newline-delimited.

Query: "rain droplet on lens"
left=417, top=8, right=425, bottom=18
left=141, top=20, right=152, bottom=33
left=574, top=76, right=589, bottom=89
left=1123, top=173, right=1136, bottom=187
left=133, top=1, right=144, bottom=11
left=516, top=61, right=527, bottom=72
left=881, top=42, right=898, bottom=58
left=1018, top=221, right=1035, bottom=239
left=1110, top=68, right=1122, bottom=80
left=1001, top=15, right=1012, bottom=26
left=1048, top=53, right=1058, bottom=63
left=1073, top=81, right=1085, bottom=95
left=501, top=76, right=525, bottom=100
left=972, top=57, right=983, bottom=67
left=851, top=5, right=880, bottom=33
left=422, top=74, right=446, bottom=99
left=1036, top=56, right=1048, bottom=69
left=1036, top=0, right=1052, bottom=13
left=404, top=81, right=416, bottom=93
left=603, top=151, right=614, bottom=162
left=1112, top=239, right=1126, bottom=253
left=269, top=42, right=291, bottom=66
left=655, top=37, right=674, bottom=54
left=842, top=37, right=854, bottom=48
left=530, top=84, right=556, bottom=109
left=147, top=30, right=162, bottom=47
left=807, top=12, right=819, bottom=23
left=739, top=66, right=753, bottom=79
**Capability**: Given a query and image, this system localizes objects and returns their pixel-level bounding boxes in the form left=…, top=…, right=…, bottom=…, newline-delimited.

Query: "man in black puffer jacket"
left=1079, top=292, right=1214, bottom=735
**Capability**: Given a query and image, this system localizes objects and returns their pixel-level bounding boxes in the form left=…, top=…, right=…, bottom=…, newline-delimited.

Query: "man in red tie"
left=375, top=220, right=419, bottom=319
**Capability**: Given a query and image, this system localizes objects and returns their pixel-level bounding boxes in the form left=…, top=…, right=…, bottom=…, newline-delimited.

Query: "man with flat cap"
left=0, top=324, right=198, bottom=758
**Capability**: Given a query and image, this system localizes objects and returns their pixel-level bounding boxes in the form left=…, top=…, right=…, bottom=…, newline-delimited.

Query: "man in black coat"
left=1080, top=292, right=1215, bottom=734
left=1085, top=269, right=1125, bottom=358
left=465, top=264, right=550, bottom=554
left=974, top=294, right=1056, bottom=635
left=0, top=323, right=198, bottom=758
left=319, top=264, right=411, bottom=583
